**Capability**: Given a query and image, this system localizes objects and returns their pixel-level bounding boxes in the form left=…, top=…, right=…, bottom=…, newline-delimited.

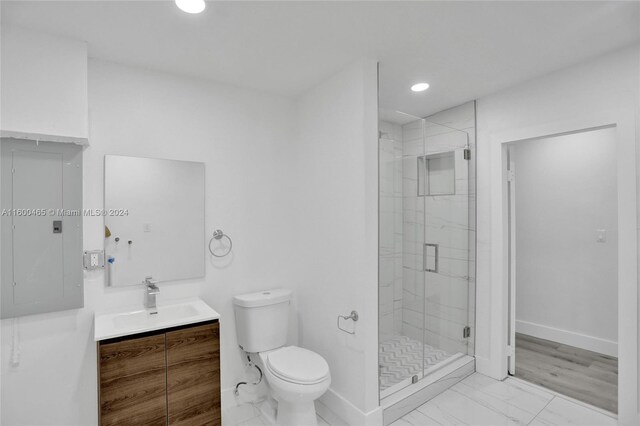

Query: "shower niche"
left=417, top=151, right=456, bottom=196
left=378, top=101, right=476, bottom=419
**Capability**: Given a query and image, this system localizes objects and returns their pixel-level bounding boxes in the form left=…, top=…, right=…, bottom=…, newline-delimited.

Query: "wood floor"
left=514, top=333, right=618, bottom=413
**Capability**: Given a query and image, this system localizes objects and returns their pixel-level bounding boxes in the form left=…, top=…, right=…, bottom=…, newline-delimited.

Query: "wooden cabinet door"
left=166, top=322, right=221, bottom=425
left=99, top=334, right=167, bottom=426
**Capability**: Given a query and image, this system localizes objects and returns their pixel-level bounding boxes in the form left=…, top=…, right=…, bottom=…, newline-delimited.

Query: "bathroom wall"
left=513, top=128, right=618, bottom=356
left=0, top=26, right=382, bottom=426
left=379, top=120, right=404, bottom=341
left=400, top=102, right=476, bottom=356
left=0, top=53, right=300, bottom=425
left=0, top=27, right=382, bottom=426
left=0, top=25, right=88, bottom=142
left=293, top=60, right=381, bottom=423
left=475, top=44, right=639, bottom=422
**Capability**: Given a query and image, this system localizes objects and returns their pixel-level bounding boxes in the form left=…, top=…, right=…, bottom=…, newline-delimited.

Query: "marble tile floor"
left=391, top=373, right=617, bottom=426
left=223, top=403, right=330, bottom=426
left=224, top=372, right=616, bottom=426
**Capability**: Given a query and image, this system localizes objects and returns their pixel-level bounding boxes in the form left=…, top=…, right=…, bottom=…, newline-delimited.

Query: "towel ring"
left=209, top=229, right=233, bottom=257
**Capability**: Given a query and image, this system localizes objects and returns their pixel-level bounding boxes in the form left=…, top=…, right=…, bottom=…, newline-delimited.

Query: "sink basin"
left=94, top=299, right=219, bottom=341
left=112, top=304, right=199, bottom=329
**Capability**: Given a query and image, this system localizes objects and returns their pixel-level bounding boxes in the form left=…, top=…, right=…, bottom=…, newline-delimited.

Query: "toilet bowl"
left=233, top=289, right=331, bottom=426
left=258, top=346, right=331, bottom=425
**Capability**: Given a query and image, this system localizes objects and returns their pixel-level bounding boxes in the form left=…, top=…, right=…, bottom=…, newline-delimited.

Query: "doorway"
left=506, top=127, right=618, bottom=413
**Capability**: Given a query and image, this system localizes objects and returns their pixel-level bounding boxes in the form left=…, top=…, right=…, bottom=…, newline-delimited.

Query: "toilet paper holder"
left=337, top=310, right=359, bottom=335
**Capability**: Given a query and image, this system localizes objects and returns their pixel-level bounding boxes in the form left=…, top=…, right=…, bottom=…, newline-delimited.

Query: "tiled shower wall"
left=401, top=101, right=476, bottom=356
left=379, top=121, right=404, bottom=341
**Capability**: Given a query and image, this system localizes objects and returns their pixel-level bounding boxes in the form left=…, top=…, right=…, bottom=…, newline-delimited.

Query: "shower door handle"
left=424, top=243, right=439, bottom=273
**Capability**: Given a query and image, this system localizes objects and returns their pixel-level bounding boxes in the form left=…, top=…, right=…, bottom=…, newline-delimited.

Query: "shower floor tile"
left=379, top=334, right=451, bottom=391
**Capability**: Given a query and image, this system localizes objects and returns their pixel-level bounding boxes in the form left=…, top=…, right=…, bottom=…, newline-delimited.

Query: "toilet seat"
left=265, top=346, right=330, bottom=385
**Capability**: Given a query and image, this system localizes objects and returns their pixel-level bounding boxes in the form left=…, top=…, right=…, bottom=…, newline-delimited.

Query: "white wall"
left=0, top=26, right=88, bottom=142
left=0, top=26, right=383, bottom=426
left=475, top=44, right=639, bottom=423
left=513, top=129, right=618, bottom=356
left=1, top=58, right=300, bottom=425
left=293, top=60, right=381, bottom=423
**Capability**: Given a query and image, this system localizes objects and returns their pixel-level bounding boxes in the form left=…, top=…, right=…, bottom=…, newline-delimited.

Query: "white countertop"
left=94, top=298, right=220, bottom=341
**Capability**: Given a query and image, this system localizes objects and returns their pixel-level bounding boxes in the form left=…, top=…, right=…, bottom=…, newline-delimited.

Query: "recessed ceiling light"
left=411, top=83, right=430, bottom=92
left=175, top=0, right=206, bottom=14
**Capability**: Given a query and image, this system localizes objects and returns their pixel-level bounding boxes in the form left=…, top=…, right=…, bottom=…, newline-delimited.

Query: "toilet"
left=233, top=289, right=331, bottom=426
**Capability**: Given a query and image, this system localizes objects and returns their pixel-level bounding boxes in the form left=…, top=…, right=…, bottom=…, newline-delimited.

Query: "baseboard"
left=516, top=320, right=617, bottom=357
left=221, top=386, right=238, bottom=412
left=227, top=382, right=382, bottom=425
left=316, top=387, right=383, bottom=426
left=473, top=355, right=496, bottom=378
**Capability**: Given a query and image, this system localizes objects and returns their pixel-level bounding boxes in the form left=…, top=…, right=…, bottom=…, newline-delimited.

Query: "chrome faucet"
left=144, top=277, right=160, bottom=313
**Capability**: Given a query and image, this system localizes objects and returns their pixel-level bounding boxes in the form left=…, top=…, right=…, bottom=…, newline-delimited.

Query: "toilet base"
left=276, top=400, right=318, bottom=426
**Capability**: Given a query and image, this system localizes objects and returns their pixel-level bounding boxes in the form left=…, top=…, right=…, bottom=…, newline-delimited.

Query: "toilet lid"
left=266, top=346, right=330, bottom=384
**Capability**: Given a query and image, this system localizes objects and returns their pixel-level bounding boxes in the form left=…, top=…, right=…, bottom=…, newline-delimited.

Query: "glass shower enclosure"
left=378, top=107, right=476, bottom=399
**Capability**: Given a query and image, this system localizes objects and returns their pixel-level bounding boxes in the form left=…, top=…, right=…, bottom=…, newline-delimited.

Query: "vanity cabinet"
left=167, top=323, right=221, bottom=424
left=98, top=320, right=220, bottom=426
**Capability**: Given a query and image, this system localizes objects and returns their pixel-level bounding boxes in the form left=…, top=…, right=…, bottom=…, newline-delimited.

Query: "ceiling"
left=2, top=1, right=639, bottom=120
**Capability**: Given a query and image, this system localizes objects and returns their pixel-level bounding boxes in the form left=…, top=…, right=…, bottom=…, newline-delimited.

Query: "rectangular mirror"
left=104, top=155, right=205, bottom=286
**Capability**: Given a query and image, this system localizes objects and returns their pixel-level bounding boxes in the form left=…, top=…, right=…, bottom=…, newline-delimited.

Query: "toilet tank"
left=233, top=289, right=291, bottom=353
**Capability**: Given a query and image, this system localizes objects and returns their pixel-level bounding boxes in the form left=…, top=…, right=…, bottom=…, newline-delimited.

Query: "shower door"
left=421, top=119, right=472, bottom=370
left=378, top=122, right=424, bottom=396
left=378, top=109, right=475, bottom=400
